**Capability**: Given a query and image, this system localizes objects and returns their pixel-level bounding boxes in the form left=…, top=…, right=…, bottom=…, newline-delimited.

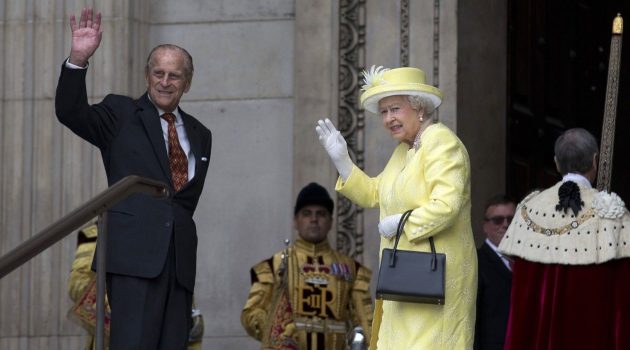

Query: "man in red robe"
left=499, top=128, right=630, bottom=350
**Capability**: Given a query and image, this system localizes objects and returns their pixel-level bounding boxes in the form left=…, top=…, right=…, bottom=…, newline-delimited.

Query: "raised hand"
left=69, top=7, right=103, bottom=67
left=316, top=118, right=350, bottom=161
left=315, top=118, right=354, bottom=180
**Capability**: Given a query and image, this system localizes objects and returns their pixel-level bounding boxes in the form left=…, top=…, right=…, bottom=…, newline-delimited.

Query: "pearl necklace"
left=412, top=121, right=433, bottom=150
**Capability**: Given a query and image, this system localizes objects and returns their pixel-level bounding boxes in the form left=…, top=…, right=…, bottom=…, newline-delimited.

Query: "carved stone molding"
left=401, top=0, right=441, bottom=97
left=337, top=0, right=366, bottom=259
left=433, top=0, right=440, bottom=88
left=401, top=0, right=410, bottom=66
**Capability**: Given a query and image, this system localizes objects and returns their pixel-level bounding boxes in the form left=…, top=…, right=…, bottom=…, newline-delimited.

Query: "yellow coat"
left=336, top=123, right=477, bottom=349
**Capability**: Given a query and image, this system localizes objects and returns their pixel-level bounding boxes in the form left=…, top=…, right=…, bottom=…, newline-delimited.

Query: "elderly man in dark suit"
left=474, top=195, right=516, bottom=350
left=55, top=8, right=212, bottom=349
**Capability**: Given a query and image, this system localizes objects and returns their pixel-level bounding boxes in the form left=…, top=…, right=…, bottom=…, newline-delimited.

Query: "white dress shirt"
left=562, top=173, right=592, bottom=188
left=486, top=238, right=512, bottom=271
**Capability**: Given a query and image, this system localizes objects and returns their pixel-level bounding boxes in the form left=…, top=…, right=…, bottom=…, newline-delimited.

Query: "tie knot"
left=161, top=113, right=176, bottom=123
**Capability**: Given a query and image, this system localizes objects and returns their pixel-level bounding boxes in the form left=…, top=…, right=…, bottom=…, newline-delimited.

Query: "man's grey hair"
left=407, top=95, right=438, bottom=122
left=145, top=44, right=194, bottom=82
left=554, top=128, right=598, bottom=175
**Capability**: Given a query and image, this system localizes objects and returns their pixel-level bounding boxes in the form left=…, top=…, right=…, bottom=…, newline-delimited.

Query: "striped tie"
left=161, top=113, right=188, bottom=191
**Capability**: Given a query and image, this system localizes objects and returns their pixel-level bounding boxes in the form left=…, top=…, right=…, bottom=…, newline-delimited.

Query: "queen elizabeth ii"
left=316, top=66, right=477, bottom=349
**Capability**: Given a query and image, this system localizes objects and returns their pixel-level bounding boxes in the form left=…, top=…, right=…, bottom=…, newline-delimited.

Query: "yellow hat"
left=360, top=66, right=443, bottom=114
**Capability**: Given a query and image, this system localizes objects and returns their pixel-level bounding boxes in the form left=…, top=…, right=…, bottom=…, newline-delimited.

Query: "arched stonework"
left=337, top=0, right=366, bottom=259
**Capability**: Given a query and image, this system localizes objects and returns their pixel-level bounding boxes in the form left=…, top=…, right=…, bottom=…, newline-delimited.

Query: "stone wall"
left=458, top=0, right=508, bottom=241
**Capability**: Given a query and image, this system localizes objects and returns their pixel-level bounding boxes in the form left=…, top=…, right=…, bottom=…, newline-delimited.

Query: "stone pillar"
left=294, top=0, right=337, bottom=199
left=458, top=0, right=508, bottom=241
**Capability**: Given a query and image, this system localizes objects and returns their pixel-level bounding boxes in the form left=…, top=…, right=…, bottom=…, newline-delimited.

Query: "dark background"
left=507, top=0, right=630, bottom=201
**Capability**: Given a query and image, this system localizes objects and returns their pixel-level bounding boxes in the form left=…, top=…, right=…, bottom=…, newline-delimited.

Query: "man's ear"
left=592, top=153, right=598, bottom=171
left=292, top=217, right=298, bottom=231
left=554, top=156, right=561, bottom=174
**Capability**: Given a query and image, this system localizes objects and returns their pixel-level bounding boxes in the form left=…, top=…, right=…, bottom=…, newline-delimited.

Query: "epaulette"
left=77, top=224, right=98, bottom=245
left=353, top=263, right=372, bottom=292
left=250, top=259, right=274, bottom=284
left=81, top=224, right=98, bottom=239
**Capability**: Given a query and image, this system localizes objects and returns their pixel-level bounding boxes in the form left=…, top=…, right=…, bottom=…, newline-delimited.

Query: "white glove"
left=315, top=118, right=353, bottom=181
left=378, top=213, right=403, bottom=239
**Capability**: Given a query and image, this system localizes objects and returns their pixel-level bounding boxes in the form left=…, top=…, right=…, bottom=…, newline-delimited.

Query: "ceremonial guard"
left=241, top=183, right=373, bottom=350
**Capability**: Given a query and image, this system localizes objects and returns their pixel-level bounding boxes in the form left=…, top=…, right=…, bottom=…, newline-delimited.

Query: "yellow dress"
left=336, top=123, right=477, bottom=349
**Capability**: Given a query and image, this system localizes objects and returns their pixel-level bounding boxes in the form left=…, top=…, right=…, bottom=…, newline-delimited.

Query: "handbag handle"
left=389, top=209, right=438, bottom=271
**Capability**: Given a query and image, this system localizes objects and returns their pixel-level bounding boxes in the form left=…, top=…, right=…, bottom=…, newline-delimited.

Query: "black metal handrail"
left=0, top=175, right=169, bottom=350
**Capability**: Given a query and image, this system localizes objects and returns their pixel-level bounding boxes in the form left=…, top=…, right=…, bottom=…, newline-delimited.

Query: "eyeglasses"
left=485, top=216, right=513, bottom=225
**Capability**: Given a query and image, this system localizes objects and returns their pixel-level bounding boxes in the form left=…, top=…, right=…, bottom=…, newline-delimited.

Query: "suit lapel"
left=136, top=94, right=173, bottom=186
left=481, top=243, right=512, bottom=279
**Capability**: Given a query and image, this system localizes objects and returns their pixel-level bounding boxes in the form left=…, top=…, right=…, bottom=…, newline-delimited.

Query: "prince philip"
left=55, top=8, right=212, bottom=349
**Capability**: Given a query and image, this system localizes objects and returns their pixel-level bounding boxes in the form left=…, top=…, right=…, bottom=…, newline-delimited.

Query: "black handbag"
left=375, top=210, right=446, bottom=304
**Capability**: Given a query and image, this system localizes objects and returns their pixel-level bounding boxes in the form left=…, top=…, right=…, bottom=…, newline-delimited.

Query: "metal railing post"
left=96, top=213, right=108, bottom=350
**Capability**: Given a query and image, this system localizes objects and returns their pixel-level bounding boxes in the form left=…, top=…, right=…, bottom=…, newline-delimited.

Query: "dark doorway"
left=507, top=0, right=630, bottom=201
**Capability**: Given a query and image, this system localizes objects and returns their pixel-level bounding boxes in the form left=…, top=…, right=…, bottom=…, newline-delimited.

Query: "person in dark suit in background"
left=55, top=8, right=212, bottom=349
left=474, top=195, right=516, bottom=350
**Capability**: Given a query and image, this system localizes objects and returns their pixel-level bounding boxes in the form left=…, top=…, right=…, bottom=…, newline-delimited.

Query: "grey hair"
left=145, top=44, right=194, bottom=82
left=554, top=128, right=598, bottom=175
left=407, top=95, right=438, bottom=122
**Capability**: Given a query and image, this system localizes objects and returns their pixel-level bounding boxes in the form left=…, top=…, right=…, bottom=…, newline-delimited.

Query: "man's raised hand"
left=69, top=7, right=102, bottom=67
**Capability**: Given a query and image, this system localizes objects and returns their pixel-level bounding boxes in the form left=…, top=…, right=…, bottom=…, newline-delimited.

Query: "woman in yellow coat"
left=316, top=66, right=477, bottom=349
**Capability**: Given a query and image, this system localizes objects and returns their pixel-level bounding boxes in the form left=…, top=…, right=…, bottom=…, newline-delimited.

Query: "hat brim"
left=361, top=84, right=443, bottom=114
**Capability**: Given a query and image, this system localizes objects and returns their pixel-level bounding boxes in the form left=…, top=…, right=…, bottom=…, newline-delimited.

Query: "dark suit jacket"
left=474, top=241, right=512, bottom=350
left=55, top=64, right=212, bottom=292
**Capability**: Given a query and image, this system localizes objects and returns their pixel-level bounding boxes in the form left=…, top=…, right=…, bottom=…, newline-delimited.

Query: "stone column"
left=458, top=0, right=508, bottom=241
left=294, top=0, right=337, bottom=198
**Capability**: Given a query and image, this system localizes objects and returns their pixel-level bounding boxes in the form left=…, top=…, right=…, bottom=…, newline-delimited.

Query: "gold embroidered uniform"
left=241, top=237, right=373, bottom=350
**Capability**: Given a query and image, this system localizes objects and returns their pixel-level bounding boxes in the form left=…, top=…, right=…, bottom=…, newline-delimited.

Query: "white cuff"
left=65, top=58, right=88, bottom=69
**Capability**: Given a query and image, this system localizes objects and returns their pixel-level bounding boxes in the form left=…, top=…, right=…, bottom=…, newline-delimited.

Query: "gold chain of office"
left=521, top=204, right=595, bottom=236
